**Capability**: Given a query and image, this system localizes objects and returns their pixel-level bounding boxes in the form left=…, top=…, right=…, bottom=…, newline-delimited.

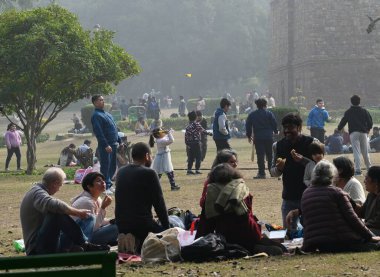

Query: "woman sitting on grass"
left=301, top=160, right=380, bottom=253
left=70, top=172, right=118, bottom=246
left=352, top=166, right=380, bottom=235
left=196, top=163, right=285, bottom=255
left=333, top=156, right=365, bottom=205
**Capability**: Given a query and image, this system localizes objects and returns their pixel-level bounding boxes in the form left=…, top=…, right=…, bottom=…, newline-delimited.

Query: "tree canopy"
left=0, top=4, right=140, bottom=173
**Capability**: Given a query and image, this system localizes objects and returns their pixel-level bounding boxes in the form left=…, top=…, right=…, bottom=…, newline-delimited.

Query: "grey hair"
left=311, top=160, right=337, bottom=186
left=42, top=167, right=66, bottom=185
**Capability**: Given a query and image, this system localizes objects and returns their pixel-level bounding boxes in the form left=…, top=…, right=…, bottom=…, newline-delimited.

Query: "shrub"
left=81, top=103, right=111, bottom=133
left=187, top=98, right=222, bottom=116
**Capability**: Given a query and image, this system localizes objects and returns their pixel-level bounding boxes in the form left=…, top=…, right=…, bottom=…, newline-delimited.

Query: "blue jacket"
left=91, top=108, right=120, bottom=147
left=307, top=106, right=329, bottom=129
left=213, top=108, right=230, bottom=140
left=245, top=109, right=278, bottom=140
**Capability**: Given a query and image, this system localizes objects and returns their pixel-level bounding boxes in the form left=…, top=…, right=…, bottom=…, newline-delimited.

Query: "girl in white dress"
left=149, top=128, right=180, bottom=191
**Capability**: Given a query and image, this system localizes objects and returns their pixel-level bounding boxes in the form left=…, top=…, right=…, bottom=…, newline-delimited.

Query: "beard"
left=145, top=160, right=152, bottom=167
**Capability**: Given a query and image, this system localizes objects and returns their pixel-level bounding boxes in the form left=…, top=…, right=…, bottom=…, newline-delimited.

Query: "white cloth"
left=71, top=191, right=108, bottom=231
left=151, top=132, right=174, bottom=174
left=343, top=177, right=366, bottom=205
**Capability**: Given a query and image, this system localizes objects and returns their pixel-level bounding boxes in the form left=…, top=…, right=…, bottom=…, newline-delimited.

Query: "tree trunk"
left=25, top=127, right=37, bottom=175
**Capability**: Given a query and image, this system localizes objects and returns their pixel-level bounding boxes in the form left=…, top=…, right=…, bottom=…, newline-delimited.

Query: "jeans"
left=255, top=138, right=273, bottom=176
left=310, top=127, right=325, bottom=143
left=98, top=144, right=118, bottom=189
left=5, top=147, right=21, bottom=169
left=31, top=213, right=86, bottom=255
left=187, top=142, right=202, bottom=171
left=281, top=199, right=301, bottom=229
left=350, top=132, right=371, bottom=173
left=76, top=216, right=118, bottom=245
left=213, top=139, right=231, bottom=152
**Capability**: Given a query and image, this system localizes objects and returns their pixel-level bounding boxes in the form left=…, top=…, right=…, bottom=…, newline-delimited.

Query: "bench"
left=0, top=251, right=117, bottom=276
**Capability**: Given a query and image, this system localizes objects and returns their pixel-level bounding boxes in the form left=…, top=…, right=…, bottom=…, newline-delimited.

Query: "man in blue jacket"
left=246, top=98, right=278, bottom=179
left=91, top=95, right=121, bottom=194
left=213, top=98, right=231, bottom=151
left=306, top=99, right=329, bottom=143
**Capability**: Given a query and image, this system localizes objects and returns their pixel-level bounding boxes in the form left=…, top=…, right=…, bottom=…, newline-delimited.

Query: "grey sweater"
left=20, top=183, right=70, bottom=255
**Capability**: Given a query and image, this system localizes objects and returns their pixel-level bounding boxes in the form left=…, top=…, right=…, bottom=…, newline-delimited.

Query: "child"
left=149, top=128, right=180, bottom=191
left=196, top=111, right=208, bottom=161
left=185, top=111, right=211, bottom=175
left=291, top=142, right=325, bottom=187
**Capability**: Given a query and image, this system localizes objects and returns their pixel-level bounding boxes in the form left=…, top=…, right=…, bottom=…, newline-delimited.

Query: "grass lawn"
left=0, top=113, right=380, bottom=276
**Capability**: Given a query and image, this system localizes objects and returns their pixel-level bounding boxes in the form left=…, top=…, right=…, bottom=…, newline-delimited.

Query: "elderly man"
left=20, top=167, right=109, bottom=255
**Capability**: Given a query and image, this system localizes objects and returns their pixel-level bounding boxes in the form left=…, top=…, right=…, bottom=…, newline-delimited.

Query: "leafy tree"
left=0, top=5, right=140, bottom=174
left=0, top=0, right=36, bottom=12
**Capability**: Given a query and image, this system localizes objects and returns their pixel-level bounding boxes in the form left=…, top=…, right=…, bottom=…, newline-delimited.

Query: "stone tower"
left=269, top=0, right=380, bottom=108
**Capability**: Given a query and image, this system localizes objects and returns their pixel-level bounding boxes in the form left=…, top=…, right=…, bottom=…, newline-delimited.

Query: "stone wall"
left=269, top=0, right=380, bottom=108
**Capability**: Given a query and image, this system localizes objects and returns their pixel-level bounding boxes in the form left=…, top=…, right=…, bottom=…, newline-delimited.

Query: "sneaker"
left=118, top=233, right=137, bottom=254
left=354, top=171, right=362, bottom=176
left=110, top=186, right=116, bottom=193
left=171, top=185, right=181, bottom=191
left=253, top=174, right=266, bottom=179
left=195, top=171, right=202, bottom=174
left=187, top=170, right=195, bottom=175
left=105, top=189, right=113, bottom=195
left=81, top=242, right=110, bottom=252
left=17, top=168, right=23, bottom=171
left=5, top=168, right=9, bottom=172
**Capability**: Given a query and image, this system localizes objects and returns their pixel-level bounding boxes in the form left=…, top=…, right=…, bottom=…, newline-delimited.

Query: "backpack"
left=141, top=228, right=182, bottom=263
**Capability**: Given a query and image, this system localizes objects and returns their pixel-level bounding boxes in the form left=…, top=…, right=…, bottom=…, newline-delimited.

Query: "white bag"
left=141, top=228, right=182, bottom=262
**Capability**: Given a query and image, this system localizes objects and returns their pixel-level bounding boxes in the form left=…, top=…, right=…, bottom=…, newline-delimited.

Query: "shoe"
left=187, top=171, right=195, bottom=175
left=110, top=186, right=116, bottom=193
left=105, top=189, right=113, bottom=195
left=5, top=168, right=9, bottom=172
left=171, top=185, right=181, bottom=191
left=253, top=174, right=266, bottom=179
left=354, top=172, right=362, bottom=176
left=195, top=171, right=202, bottom=174
left=81, top=242, right=110, bottom=252
left=118, top=233, right=137, bottom=254
left=17, top=168, right=23, bottom=171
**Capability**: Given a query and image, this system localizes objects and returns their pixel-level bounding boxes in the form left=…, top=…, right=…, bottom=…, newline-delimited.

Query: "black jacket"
left=337, top=106, right=373, bottom=134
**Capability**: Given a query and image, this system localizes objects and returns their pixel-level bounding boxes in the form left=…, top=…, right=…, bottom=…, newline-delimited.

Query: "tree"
left=0, top=5, right=140, bottom=174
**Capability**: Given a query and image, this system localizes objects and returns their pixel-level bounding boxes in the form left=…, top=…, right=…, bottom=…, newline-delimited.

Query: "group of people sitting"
left=324, top=127, right=380, bottom=154
left=19, top=110, right=380, bottom=258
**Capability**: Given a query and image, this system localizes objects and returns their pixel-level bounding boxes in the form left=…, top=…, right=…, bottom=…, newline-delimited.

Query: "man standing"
left=246, top=98, right=278, bottom=179
left=178, top=95, right=187, bottom=117
left=115, top=142, right=169, bottom=253
left=306, top=99, right=329, bottom=143
left=270, top=113, right=318, bottom=227
left=213, top=98, right=231, bottom=151
left=20, top=167, right=108, bottom=255
left=338, top=95, right=372, bottom=176
left=91, top=95, right=121, bottom=194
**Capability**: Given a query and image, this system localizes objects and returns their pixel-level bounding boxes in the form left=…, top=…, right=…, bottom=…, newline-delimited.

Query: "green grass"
left=1, top=112, right=380, bottom=276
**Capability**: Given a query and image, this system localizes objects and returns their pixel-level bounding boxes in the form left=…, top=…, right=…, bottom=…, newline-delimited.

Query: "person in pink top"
left=4, top=123, right=22, bottom=171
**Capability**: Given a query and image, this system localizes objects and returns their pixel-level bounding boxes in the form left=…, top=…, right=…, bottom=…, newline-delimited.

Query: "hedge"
left=0, top=133, right=50, bottom=148
left=81, top=103, right=112, bottom=133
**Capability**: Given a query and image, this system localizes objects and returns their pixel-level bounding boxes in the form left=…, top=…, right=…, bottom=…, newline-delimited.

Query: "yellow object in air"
left=185, top=73, right=192, bottom=78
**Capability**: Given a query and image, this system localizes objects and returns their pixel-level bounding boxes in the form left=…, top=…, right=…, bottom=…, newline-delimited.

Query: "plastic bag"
left=141, top=228, right=182, bottom=263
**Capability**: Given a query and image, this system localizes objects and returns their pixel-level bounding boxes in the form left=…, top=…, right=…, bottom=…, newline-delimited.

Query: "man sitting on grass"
left=20, top=167, right=110, bottom=255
